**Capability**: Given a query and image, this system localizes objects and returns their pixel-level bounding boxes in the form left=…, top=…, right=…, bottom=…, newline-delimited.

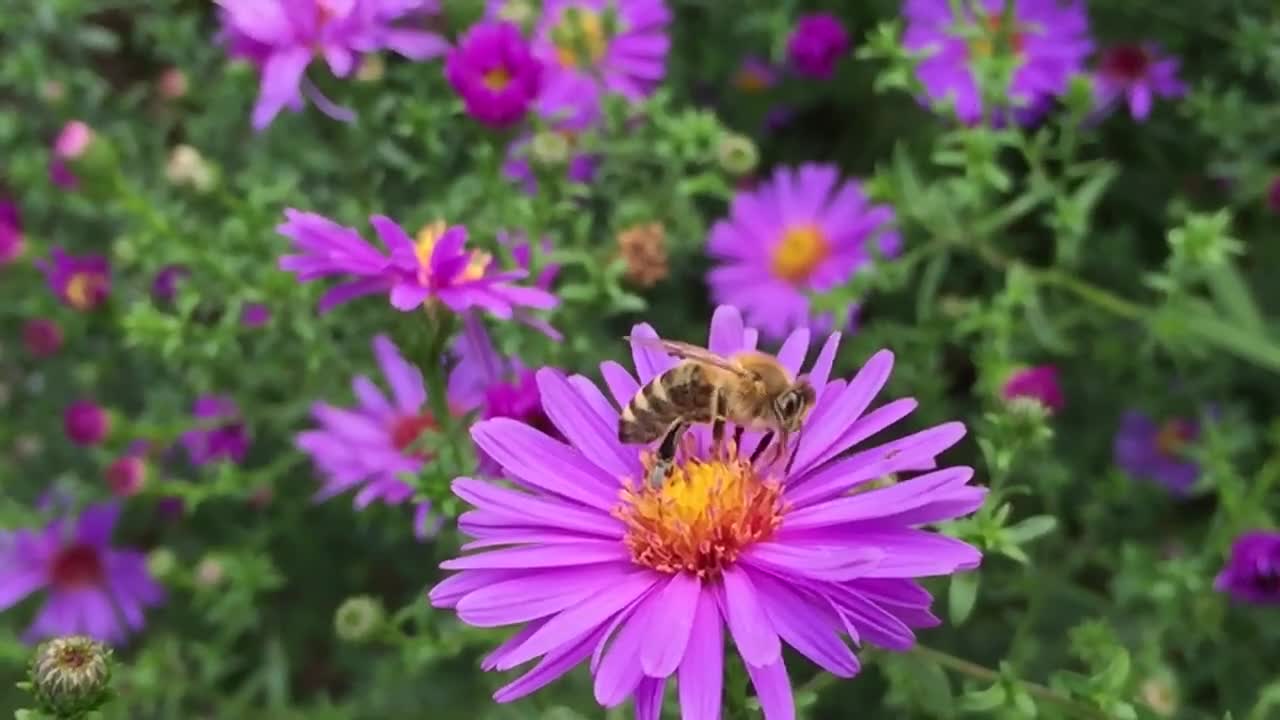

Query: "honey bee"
left=618, top=338, right=818, bottom=487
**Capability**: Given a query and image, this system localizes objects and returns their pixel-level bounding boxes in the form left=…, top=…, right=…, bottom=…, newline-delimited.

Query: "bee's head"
left=775, top=379, right=817, bottom=432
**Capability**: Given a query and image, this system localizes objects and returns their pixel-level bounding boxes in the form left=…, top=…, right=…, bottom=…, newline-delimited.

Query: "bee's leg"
left=731, top=425, right=746, bottom=459
left=771, top=430, right=791, bottom=469
left=749, top=430, right=775, bottom=465
left=784, top=432, right=802, bottom=476
left=650, top=420, right=688, bottom=487
left=710, top=388, right=728, bottom=461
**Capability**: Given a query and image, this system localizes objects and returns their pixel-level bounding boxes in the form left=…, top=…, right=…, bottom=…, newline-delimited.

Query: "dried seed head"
left=616, top=222, right=669, bottom=288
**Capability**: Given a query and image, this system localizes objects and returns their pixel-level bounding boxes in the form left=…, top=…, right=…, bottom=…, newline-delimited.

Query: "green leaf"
left=1006, top=515, right=1058, bottom=544
left=1177, top=298, right=1280, bottom=373
left=1205, top=260, right=1265, bottom=334
left=949, top=571, right=981, bottom=625
left=1094, top=649, right=1131, bottom=694
left=958, top=683, right=1007, bottom=713
left=916, top=251, right=951, bottom=321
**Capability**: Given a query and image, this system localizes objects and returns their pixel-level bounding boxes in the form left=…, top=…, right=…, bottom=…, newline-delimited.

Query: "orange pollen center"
left=555, top=10, right=608, bottom=68
left=614, top=455, right=785, bottom=578
left=1155, top=419, right=1192, bottom=457
left=65, top=272, right=105, bottom=310
left=971, top=13, right=1025, bottom=57
left=735, top=69, right=771, bottom=93
left=390, top=412, right=436, bottom=458
left=51, top=544, right=103, bottom=589
left=771, top=224, right=830, bottom=285
left=414, top=221, right=491, bottom=287
left=483, top=66, right=512, bottom=91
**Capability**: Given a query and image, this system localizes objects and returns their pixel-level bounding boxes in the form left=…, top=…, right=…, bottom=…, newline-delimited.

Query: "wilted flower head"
left=529, top=0, right=672, bottom=102
left=37, top=248, right=111, bottom=311
left=23, top=318, right=63, bottom=358
left=216, top=0, right=450, bottom=129
left=1113, top=410, right=1199, bottom=495
left=787, top=12, right=850, bottom=79
left=64, top=400, right=111, bottom=447
left=1214, top=531, right=1280, bottom=605
left=616, top=221, right=669, bottom=288
left=706, top=164, right=901, bottom=339
left=277, top=210, right=558, bottom=321
left=27, top=636, right=113, bottom=717
left=1093, top=43, right=1185, bottom=120
left=733, top=56, right=778, bottom=93
left=903, top=0, right=1093, bottom=125
left=1, top=197, right=23, bottom=265
left=430, top=305, right=984, bottom=718
left=446, top=20, right=543, bottom=128
left=180, top=395, right=250, bottom=465
left=297, top=334, right=434, bottom=508
left=1001, top=365, right=1063, bottom=413
left=0, top=503, right=165, bottom=643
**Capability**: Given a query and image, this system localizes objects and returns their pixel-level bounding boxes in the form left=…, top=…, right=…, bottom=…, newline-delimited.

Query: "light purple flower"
left=181, top=395, right=250, bottom=465
left=64, top=400, right=111, bottom=447
left=1001, top=364, right=1063, bottom=413
left=1113, top=410, right=1199, bottom=495
left=36, top=248, right=111, bottom=312
left=525, top=0, right=671, bottom=103
left=277, top=210, right=558, bottom=321
left=296, top=334, right=435, bottom=508
left=446, top=20, right=543, bottom=128
left=429, top=304, right=984, bottom=718
left=1093, top=43, right=1186, bottom=121
left=787, top=13, right=850, bottom=79
left=903, top=0, right=1093, bottom=125
left=1215, top=531, right=1280, bottom=605
left=706, top=164, right=901, bottom=340
left=0, top=503, right=165, bottom=644
left=217, top=0, right=450, bottom=129
left=1, top=198, right=23, bottom=265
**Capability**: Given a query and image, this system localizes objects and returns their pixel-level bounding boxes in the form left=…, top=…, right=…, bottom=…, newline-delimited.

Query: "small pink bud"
left=157, top=68, right=188, bottom=100
left=106, top=455, right=147, bottom=497
left=23, top=319, right=63, bottom=358
left=54, top=121, right=93, bottom=160
left=64, top=400, right=111, bottom=446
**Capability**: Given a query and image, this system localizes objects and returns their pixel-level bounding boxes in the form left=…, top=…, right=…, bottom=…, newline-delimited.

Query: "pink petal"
left=452, top=478, right=624, bottom=538
left=782, top=467, right=978, bottom=530
left=743, top=542, right=883, bottom=582
left=717, top=566, right=781, bottom=667
left=678, top=590, right=724, bottom=720
left=593, top=598, right=653, bottom=706
left=454, top=564, right=632, bottom=627
left=640, top=572, right=701, bottom=677
left=707, top=305, right=746, bottom=355
left=536, top=369, right=641, bottom=480
left=745, top=657, right=795, bottom=720
left=807, top=331, right=842, bottom=392
left=600, top=360, right=640, bottom=409
left=470, top=419, right=620, bottom=509
left=493, top=622, right=604, bottom=703
left=775, top=327, right=810, bottom=376
left=751, top=571, right=860, bottom=677
left=793, top=397, right=920, bottom=477
left=429, top=569, right=520, bottom=608
left=634, top=677, right=667, bottom=720
left=440, top=540, right=628, bottom=570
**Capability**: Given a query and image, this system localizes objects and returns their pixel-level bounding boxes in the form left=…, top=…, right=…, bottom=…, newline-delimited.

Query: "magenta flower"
left=296, top=334, right=436, bottom=508
left=36, top=248, right=111, bottom=312
left=241, top=302, right=272, bottom=328
left=151, top=264, right=190, bottom=304
left=1001, top=365, right=1063, bottom=413
left=180, top=395, right=250, bottom=465
left=216, top=0, right=450, bottom=129
left=1, top=198, right=23, bottom=265
left=64, top=400, right=111, bottom=447
left=706, top=164, right=901, bottom=340
left=733, top=56, right=779, bottom=93
left=1093, top=43, right=1186, bottom=121
left=446, top=20, right=543, bottom=128
left=1215, top=531, right=1280, bottom=605
left=903, top=0, right=1093, bottom=125
left=1113, top=410, right=1199, bottom=495
left=787, top=13, right=850, bottom=79
left=0, top=503, right=165, bottom=644
left=525, top=0, right=671, bottom=102
left=430, top=305, right=984, bottom=718
left=106, top=451, right=148, bottom=498
left=277, top=210, right=558, bottom=320
left=23, top=319, right=63, bottom=358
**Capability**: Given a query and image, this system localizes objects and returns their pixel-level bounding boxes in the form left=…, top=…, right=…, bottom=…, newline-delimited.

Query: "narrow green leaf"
left=916, top=251, right=950, bottom=320
left=958, top=683, right=1007, bottom=713
left=1179, top=299, right=1280, bottom=373
left=1006, top=515, right=1058, bottom=544
left=949, top=571, right=981, bottom=625
left=1205, top=260, right=1265, bottom=334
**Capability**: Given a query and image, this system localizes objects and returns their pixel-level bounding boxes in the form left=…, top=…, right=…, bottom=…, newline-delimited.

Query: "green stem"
left=912, top=645, right=1110, bottom=720
left=972, top=243, right=1145, bottom=321
left=421, top=311, right=458, bottom=457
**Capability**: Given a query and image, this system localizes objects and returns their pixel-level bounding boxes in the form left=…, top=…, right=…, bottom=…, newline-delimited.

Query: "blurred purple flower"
left=0, top=503, right=165, bottom=644
left=413, top=501, right=445, bottom=540
left=706, top=164, right=901, bottom=339
left=277, top=210, right=557, bottom=320
left=733, top=56, right=778, bottom=93
left=241, top=303, right=272, bottom=327
left=36, top=248, right=111, bottom=311
left=504, top=77, right=602, bottom=194
left=23, top=319, right=63, bottom=358
left=1113, top=410, right=1199, bottom=495
left=787, top=13, right=850, bottom=79
left=446, top=20, right=543, bottom=128
left=1, top=198, right=23, bottom=266
left=1001, top=365, right=1063, bottom=413
left=1093, top=43, right=1185, bottom=121
left=526, top=0, right=671, bottom=103
left=49, top=121, right=93, bottom=189
left=216, top=0, right=450, bottom=129
left=151, top=264, right=190, bottom=304
left=1215, top=531, right=1280, bottom=605
left=181, top=395, right=250, bottom=465
left=64, top=400, right=111, bottom=447
left=297, top=334, right=434, bottom=508
left=106, top=454, right=148, bottom=498
left=903, top=0, right=1092, bottom=125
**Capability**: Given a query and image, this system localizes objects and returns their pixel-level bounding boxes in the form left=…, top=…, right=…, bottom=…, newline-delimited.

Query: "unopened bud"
left=157, top=67, right=188, bottom=100
left=52, top=121, right=116, bottom=194
left=105, top=455, right=147, bottom=497
left=716, top=132, right=758, bottom=176
left=27, top=636, right=113, bottom=718
left=195, top=555, right=226, bottom=588
left=334, top=595, right=385, bottom=643
left=530, top=130, right=572, bottom=168
left=1141, top=675, right=1178, bottom=717
left=165, top=144, right=217, bottom=192
left=146, top=547, right=177, bottom=580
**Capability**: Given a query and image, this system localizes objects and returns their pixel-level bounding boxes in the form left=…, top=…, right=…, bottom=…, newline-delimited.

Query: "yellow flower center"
left=554, top=9, right=609, bottom=68
left=65, top=272, right=105, bottom=310
left=970, top=13, right=1025, bottom=58
left=483, top=67, right=512, bottom=91
left=414, top=221, right=491, bottom=286
left=1155, top=419, right=1193, bottom=457
left=615, top=453, right=785, bottom=578
left=771, top=224, right=830, bottom=285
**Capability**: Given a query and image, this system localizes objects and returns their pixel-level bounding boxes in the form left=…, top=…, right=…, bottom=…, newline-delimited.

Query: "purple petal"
left=634, top=677, right=667, bottom=720
left=795, top=397, right=920, bottom=476
left=707, top=305, right=746, bottom=355
left=776, top=328, right=810, bottom=376
left=0, top=566, right=46, bottom=612
left=252, top=47, right=312, bottom=130
left=783, top=467, right=980, bottom=530
left=452, top=477, right=624, bottom=537
left=454, top=564, right=632, bottom=626
left=371, top=334, right=426, bottom=413
left=679, top=589, right=724, bottom=720
left=76, top=503, right=119, bottom=546
left=536, top=368, right=641, bottom=480
left=629, top=323, right=676, bottom=383
left=717, top=566, right=781, bottom=667
left=493, top=622, right=604, bottom=703
left=745, top=657, right=795, bottom=720
left=640, top=573, right=701, bottom=676
left=389, top=282, right=432, bottom=310
left=791, top=350, right=894, bottom=472
left=751, top=571, right=860, bottom=677
left=600, top=360, right=640, bottom=409
left=470, top=419, right=621, bottom=509
left=429, top=569, right=521, bottom=608
left=594, top=599, right=652, bottom=706
left=807, top=331, right=842, bottom=392
left=440, top=540, right=628, bottom=570
left=743, top=542, right=883, bottom=582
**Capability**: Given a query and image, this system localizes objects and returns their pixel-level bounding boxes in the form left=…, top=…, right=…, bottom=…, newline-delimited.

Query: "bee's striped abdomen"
left=618, top=363, right=713, bottom=444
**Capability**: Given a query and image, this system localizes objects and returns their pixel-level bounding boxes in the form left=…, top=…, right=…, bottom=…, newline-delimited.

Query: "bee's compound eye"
left=778, top=392, right=799, bottom=416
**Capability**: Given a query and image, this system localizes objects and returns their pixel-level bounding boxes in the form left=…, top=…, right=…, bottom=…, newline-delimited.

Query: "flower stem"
left=911, top=645, right=1110, bottom=720
left=421, top=309, right=459, bottom=466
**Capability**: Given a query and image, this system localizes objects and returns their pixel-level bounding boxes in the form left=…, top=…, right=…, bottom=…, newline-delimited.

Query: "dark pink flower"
left=1093, top=43, right=1185, bottom=121
left=151, top=264, right=190, bottom=304
left=241, top=303, right=272, bottom=327
left=106, top=455, right=148, bottom=497
left=1001, top=365, right=1064, bottom=413
left=180, top=395, right=249, bottom=465
left=1, top=198, right=22, bottom=265
left=445, top=20, right=543, bottom=128
left=64, top=400, right=111, bottom=446
left=23, top=319, right=63, bottom=358
left=36, top=248, right=111, bottom=311
left=787, top=12, right=850, bottom=79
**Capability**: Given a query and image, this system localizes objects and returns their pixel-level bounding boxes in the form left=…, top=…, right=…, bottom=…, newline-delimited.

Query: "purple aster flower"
left=151, top=264, right=190, bottom=304
left=1001, top=364, right=1063, bottom=413
left=1, top=197, right=23, bottom=266
left=23, top=319, right=63, bottom=358
left=1113, top=410, right=1199, bottom=495
left=787, top=13, right=850, bottom=79
left=296, top=334, right=436, bottom=508
left=277, top=210, right=558, bottom=320
left=36, top=248, right=111, bottom=312
left=903, top=0, right=1093, bottom=125
left=216, top=0, right=450, bottom=130
left=180, top=395, right=250, bottom=465
left=446, top=20, right=543, bottom=128
left=429, top=304, right=984, bottom=718
left=64, top=400, right=111, bottom=447
left=525, top=0, right=671, bottom=103
left=1093, top=43, right=1185, bottom=120
left=706, top=164, right=901, bottom=340
left=1215, top=531, right=1280, bottom=605
left=0, top=503, right=165, bottom=644
left=733, top=56, right=779, bottom=93
left=241, top=302, right=272, bottom=328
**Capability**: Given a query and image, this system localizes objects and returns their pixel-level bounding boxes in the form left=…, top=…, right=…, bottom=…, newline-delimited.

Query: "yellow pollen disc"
left=483, top=67, right=512, bottom=91
left=1155, top=420, right=1191, bottom=457
left=771, top=223, right=831, bottom=285
left=554, top=10, right=608, bottom=69
left=614, top=455, right=785, bottom=578
left=461, top=250, right=492, bottom=282
left=970, top=14, right=1024, bottom=58
left=65, top=273, right=103, bottom=310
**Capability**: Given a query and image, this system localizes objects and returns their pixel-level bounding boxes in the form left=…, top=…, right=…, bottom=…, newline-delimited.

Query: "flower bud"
left=41, top=80, right=67, bottom=104
left=23, top=318, right=63, bottom=358
left=240, top=303, right=272, bottom=328
left=165, top=144, right=217, bottom=192
left=530, top=130, right=572, bottom=169
left=64, top=399, right=111, bottom=446
left=334, top=595, right=385, bottom=643
left=146, top=547, right=177, bottom=580
left=51, top=121, right=117, bottom=194
left=157, top=67, right=188, bottom=100
left=716, top=132, right=758, bottom=177
left=195, top=555, right=226, bottom=588
left=27, top=636, right=113, bottom=718
left=105, top=455, right=147, bottom=497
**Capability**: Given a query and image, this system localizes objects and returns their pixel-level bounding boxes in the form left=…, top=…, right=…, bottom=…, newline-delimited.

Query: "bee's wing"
left=623, top=337, right=754, bottom=378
